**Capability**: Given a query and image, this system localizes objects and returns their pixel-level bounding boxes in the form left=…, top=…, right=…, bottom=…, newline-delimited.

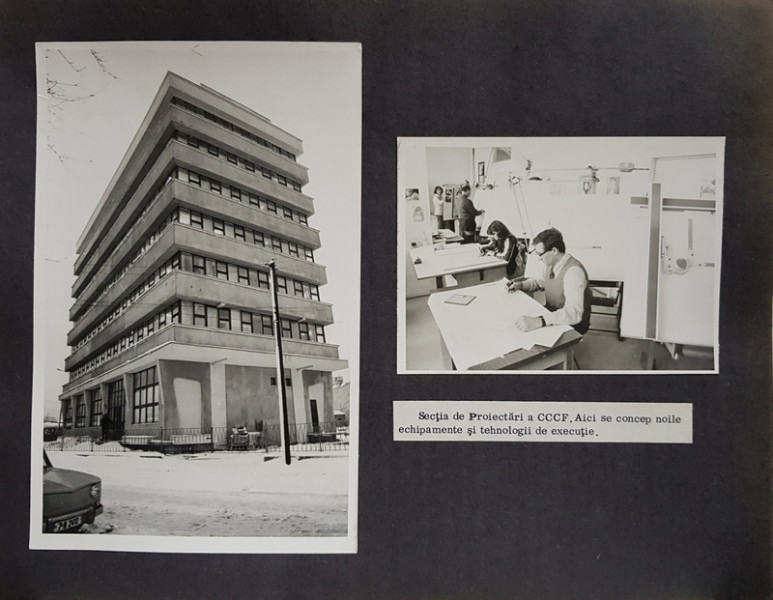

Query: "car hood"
left=43, top=467, right=100, bottom=494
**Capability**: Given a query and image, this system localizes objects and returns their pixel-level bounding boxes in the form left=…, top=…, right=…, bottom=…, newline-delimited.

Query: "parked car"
left=42, top=451, right=103, bottom=533
left=43, top=423, right=61, bottom=442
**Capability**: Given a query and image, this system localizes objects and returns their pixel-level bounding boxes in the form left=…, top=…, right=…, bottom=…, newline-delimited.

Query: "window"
left=280, top=318, right=292, bottom=338
left=89, top=392, right=103, bottom=427
left=230, top=188, right=242, bottom=201
left=132, top=367, right=159, bottom=424
left=192, top=254, right=206, bottom=275
left=283, top=207, right=293, bottom=219
left=294, top=280, right=304, bottom=297
left=248, top=193, right=260, bottom=208
left=193, top=303, right=208, bottom=327
left=244, top=160, right=255, bottom=172
left=213, top=219, right=225, bottom=235
left=298, top=213, right=308, bottom=225
left=216, top=261, right=229, bottom=280
left=190, top=211, right=204, bottom=229
left=208, top=144, right=219, bottom=156
left=314, top=325, right=326, bottom=343
left=260, top=314, right=273, bottom=335
left=261, top=167, right=272, bottom=179
left=288, top=242, right=299, bottom=257
left=277, top=174, right=287, bottom=186
left=304, top=247, right=314, bottom=262
left=266, top=200, right=277, bottom=214
left=217, top=308, right=231, bottom=330
left=234, top=225, right=246, bottom=241
left=310, top=284, right=320, bottom=301
left=299, top=322, right=310, bottom=340
left=257, top=270, right=269, bottom=289
left=171, top=302, right=181, bottom=323
left=63, top=401, right=73, bottom=428
left=210, top=180, right=221, bottom=193
left=75, top=396, right=87, bottom=428
left=276, top=276, right=288, bottom=294
left=187, top=136, right=199, bottom=148
left=271, top=237, right=283, bottom=252
left=226, top=152, right=237, bottom=165
left=158, top=310, right=167, bottom=328
left=237, top=266, right=250, bottom=284
left=253, top=231, right=265, bottom=247
left=240, top=311, right=253, bottom=333
left=188, top=171, right=201, bottom=186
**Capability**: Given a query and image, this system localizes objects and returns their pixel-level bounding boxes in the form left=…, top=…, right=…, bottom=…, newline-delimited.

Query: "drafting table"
left=427, top=281, right=582, bottom=370
left=410, top=243, right=508, bottom=289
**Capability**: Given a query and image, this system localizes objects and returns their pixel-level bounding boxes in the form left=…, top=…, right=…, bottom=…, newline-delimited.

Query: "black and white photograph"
left=30, top=42, right=361, bottom=553
left=398, top=137, right=724, bottom=373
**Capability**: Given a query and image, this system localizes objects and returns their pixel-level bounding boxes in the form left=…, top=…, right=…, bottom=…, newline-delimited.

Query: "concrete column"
left=289, top=368, right=307, bottom=441
left=210, top=361, right=228, bottom=430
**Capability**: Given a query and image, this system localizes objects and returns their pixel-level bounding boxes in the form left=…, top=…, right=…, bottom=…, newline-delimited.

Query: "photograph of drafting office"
left=397, top=137, right=723, bottom=373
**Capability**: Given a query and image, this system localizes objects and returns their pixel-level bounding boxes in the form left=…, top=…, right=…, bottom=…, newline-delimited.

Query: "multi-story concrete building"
left=57, top=72, right=346, bottom=447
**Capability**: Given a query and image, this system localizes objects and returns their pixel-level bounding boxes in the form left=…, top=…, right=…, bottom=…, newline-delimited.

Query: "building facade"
left=58, top=72, right=346, bottom=447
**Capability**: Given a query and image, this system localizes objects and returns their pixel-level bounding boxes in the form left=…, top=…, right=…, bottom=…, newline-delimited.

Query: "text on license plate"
left=53, top=515, right=83, bottom=532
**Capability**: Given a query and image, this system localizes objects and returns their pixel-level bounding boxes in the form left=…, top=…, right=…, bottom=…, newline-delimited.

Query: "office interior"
left=399, top=137, right=724, bottom=372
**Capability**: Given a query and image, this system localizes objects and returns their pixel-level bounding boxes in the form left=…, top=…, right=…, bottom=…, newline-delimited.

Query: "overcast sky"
left=33, top=42, right=361, bottom=420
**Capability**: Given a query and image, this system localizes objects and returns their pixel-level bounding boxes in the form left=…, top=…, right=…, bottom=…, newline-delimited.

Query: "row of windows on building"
left=64, top=367, right=156, bottom=426
left=74, top=249, right=322, bottom=352
left=78, top=155, right=310, bottom=313
left=172, top=130, right=303, bottom=192
left=70, top=300, right=327, bottom=381
left=65, top=365, right=294, bottom=428
left=63, top=378, right=125, bottom=428
left=77, top=195, right=315, bottom=326
left=171, top=96, right=298, bottom=162
left=175, top=166, right=309, bottom=225
left=175, top=204, right=315, bottom=259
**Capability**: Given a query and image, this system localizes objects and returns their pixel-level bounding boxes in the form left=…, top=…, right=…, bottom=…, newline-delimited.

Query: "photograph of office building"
left=32, top=43, right=360, bottom=552
left=60, top=71, right=345, bottom=447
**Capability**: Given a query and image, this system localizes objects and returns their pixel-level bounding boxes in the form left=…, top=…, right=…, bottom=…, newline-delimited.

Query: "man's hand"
left=506, top=280, right=524, bottom=292
left=515, top=315, right=543, bottom=332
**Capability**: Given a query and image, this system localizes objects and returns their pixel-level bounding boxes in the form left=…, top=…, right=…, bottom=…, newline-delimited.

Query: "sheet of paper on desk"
left=437, top=284, right=571, bottom=369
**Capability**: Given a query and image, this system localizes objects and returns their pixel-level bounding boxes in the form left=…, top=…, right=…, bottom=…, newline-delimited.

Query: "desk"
left=427, top=281, right=582, bottom=370
left=432, top=228, right=463, bottom=245
left=410, top=244, right=507, bottom=289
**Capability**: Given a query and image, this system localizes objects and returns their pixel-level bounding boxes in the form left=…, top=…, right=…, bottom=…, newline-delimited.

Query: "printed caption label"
left=394, top=401, right=692, bottom=444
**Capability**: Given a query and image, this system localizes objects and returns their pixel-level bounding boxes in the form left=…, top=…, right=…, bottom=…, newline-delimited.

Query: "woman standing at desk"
left=479, top=220, right=527, bottom=279
left=457, top=184, right=484, bottom=244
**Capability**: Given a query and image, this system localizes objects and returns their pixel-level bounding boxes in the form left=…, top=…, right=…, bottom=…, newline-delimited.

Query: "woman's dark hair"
left=460, top=183, right=471, bottom=193
left=486, top=220, right=513, bottom=239
left=434, top=186, right=444, bottom=195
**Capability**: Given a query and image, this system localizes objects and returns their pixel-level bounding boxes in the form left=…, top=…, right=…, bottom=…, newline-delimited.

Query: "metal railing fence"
left=43, top=422, right=349, bottom=454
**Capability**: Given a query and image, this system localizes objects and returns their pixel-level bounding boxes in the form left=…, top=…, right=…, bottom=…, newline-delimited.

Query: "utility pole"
left=267, top=259, right=292, bottom=465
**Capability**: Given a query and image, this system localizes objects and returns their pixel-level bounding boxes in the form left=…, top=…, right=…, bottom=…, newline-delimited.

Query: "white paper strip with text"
left=394, top=401, right=692, bottom=444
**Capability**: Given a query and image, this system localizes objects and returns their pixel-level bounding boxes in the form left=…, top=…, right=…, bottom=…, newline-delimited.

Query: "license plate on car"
left=52, top=514, right=83, bottom=532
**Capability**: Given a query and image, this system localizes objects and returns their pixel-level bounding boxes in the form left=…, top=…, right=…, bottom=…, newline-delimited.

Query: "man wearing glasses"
left=505, top=227, right=592, bottom=334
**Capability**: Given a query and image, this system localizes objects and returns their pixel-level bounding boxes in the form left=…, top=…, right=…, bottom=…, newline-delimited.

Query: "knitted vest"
left=543, top=255, right=592, bottom=334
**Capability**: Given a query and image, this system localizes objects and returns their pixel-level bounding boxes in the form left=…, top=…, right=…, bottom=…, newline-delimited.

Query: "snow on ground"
left=47, top=450, right=349, bottom=537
